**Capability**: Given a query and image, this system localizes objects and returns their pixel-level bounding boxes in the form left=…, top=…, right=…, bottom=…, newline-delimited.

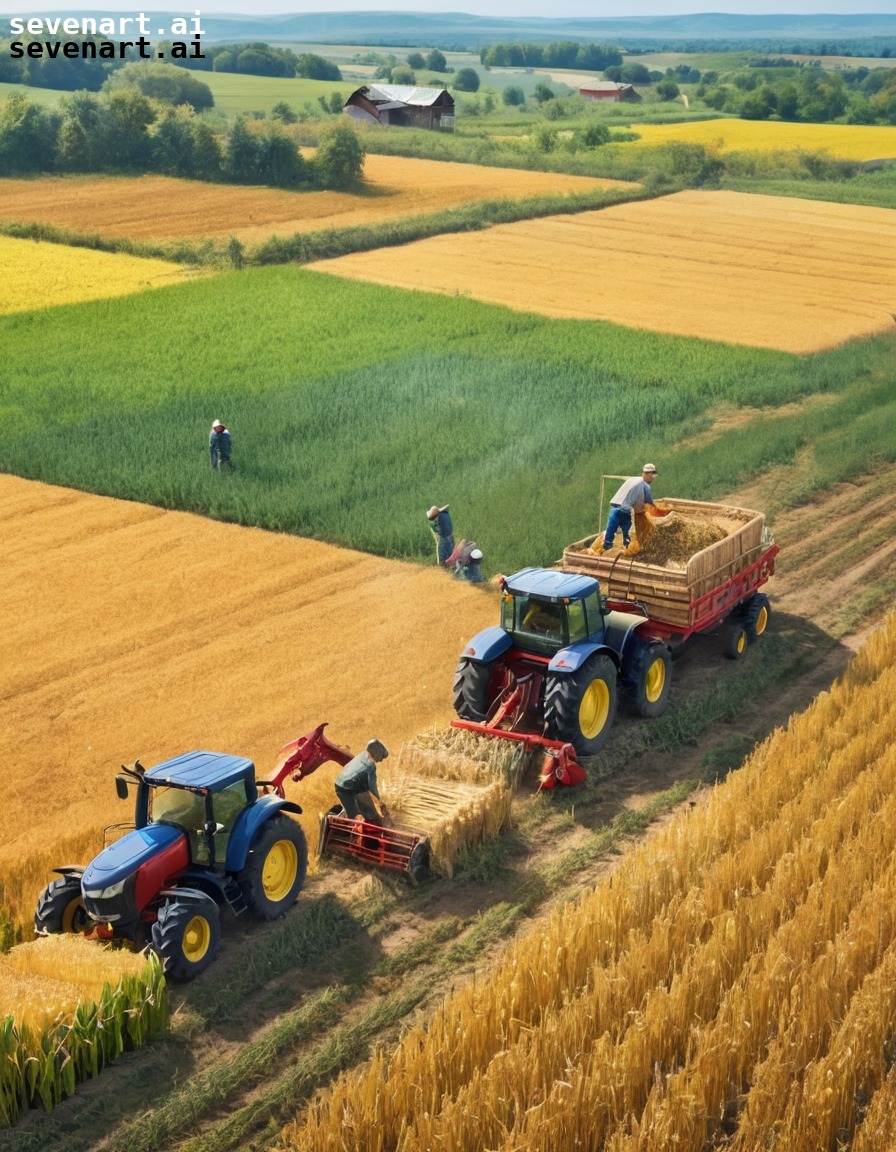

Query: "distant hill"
left=4, top=10, right=896, bottom=49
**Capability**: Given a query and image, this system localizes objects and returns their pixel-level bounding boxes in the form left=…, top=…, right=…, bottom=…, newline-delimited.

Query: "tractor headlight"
left=84, top=878, right=128, bottom=900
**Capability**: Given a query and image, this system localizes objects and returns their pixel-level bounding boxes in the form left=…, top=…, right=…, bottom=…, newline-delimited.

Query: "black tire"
left=409, top=841, right=432, bottom=885
left=628, top=642, right=673, bottom=719
left=723, top=620, right=749, bottom=660
left=151, top=897, right=221, bottom=983
left=238, top=814, right=308, bottom=920
left=544, top=653, right=618, bottom=756
left=453, top=658, right=494, bottom=722
left=743, top=593, right=771, bottom=643
left=34, top=874, right=90, bottom=936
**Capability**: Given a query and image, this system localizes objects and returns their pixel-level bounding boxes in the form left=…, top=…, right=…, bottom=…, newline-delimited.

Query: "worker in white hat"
left=209, top=419, right=233, bottom=471
left=425, top=503, right=454, bottom=566
left=601, top=464, right=659, bottom=551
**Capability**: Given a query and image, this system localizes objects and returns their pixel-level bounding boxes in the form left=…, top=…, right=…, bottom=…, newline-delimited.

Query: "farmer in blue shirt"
left=334, top=740, right=389, bottom=822
left=426, top=504, right=455, bottom=566
left=209, top=420, right=233, bottom=470
left=602, top=464, right=658, bottom=550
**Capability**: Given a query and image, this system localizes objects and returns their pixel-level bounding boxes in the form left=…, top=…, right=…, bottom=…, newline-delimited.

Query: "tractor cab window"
left=149, top=786, right=207, bottom=833
left=565, top=600, right=588, bottom=644
left=508, top=595, right=567, bottom=653
left=582, top=591, right=603, bottom=636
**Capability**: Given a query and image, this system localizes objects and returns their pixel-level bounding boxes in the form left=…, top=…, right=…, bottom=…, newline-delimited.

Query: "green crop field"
left=198, top=70, right=349, bottom=115
left=2, top=266, right=895, bottom=573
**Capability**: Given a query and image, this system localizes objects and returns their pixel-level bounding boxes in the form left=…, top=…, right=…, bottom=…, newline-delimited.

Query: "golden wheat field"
left=310, top=189, right=896, bottom=353
left=628, top=117, right=896, bottom=160
left=0, top=474, right=497, bottom=935
left=284, top=612, right=896, bottom=1152
left=0, top=157, right=629, bottom=245
left=0, top=236, right=189, bottom=315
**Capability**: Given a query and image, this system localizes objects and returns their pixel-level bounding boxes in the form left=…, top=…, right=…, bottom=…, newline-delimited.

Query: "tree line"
left=478, top=40, right=623, bottom=71
left=0, top=86, right=365, bottom=189
left=173, top=42, right=342, bottom=81
left=697, top=63, right=896, bottom=123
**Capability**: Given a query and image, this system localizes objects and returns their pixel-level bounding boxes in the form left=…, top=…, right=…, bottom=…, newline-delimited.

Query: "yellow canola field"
left=0, top=157, right=631, bottom=245
left=628, top=117, right=896, bottom=161
left=0, top=235, right=189, bottom=315
left=310, top=189, right=896, bottom=353
left=0, top=475, right=497, bottom=933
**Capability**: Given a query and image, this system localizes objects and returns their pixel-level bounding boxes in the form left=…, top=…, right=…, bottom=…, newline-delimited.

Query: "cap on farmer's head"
left=427, top=506, right=440, bottom=519
left=643, top=464, right=657, bottom=474
left=213, top=420, right=224, bottom=429
left=470, top=548, right=483, bottom=561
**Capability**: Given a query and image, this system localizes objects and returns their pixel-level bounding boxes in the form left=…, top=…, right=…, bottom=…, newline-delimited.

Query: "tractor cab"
left=499, top=568, right=604, bottom=656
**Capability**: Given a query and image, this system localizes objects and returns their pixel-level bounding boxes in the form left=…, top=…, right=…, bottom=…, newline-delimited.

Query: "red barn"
left=579, top=82, right=641, bottom=103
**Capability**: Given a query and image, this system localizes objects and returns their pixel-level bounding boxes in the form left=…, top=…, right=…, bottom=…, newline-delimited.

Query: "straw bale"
left=381, top=772, right=512, bottom=878
left=633, top=514, right=728, bottom=567
left=397, top=726, right=528, bottom=789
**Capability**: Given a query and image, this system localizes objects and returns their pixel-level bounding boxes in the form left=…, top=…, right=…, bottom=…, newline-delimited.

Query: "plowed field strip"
left=0, top=157, right=631, bottom=244
left=0, top=474, right=496, bottom=926
left=309, top=189, right=896, bottom=353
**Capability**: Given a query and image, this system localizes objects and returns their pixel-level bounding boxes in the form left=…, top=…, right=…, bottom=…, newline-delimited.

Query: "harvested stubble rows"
left=0, top=937, right=166, bottom=1124
left=0, top=235, right=189, bottom=315
left=310, top=189, right=896, bottom=353
left=628, top=117, right=896, bottom=161
left=284, top=611, right=896, bottom=1152
left=0, top=474, right=496, bottom=936
left=0, top=158, right=628, bottom=245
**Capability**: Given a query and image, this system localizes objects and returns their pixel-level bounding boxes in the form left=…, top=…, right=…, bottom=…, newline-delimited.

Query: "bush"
left=104, top=61, right=214, bottom=112
left=502, top=85, right=525, bottom=106
left=454, top=67, right=480, bottom=93
left=312, top=120, right=365, bottom=189
left=533, top=82, right=555, bottom=103
left=655, top=79, right=681, bottom=101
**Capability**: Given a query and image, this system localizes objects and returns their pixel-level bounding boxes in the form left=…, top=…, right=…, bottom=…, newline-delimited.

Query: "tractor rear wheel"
left=744, top=593, right=771, bottom=643
left=238, top=815, right=308, bottom=920
left=453, top=658, right=494, bottom=722
left=151, top=897, right=220, bottom=983
left=544, top=654, right=618, bottom=757
left=34, top=875, right=90, bottom=936
left=629, top=642, right=673, bottom=719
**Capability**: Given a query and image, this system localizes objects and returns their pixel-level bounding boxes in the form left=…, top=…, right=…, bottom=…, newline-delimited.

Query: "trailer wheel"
left=545, top=654, right=617, bottom=756
left=744, top=593, right=771, bottom=643
left=152, top=897, right=220, bottom=983
left=723, top=620, right=749, bottom=660
left=630, top=643, right=673, bottom=719
left=34, top=875, right=90, bottom=936
left=238, top=815, right=308, bottom=920
left=453, top=658, right=494, bottom=722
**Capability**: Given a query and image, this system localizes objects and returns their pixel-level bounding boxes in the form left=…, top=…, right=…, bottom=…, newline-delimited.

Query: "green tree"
left=104, top=87, right=154, bottom=167
left=425, top=49, right=447, bottom=72
left=655, top=79, right=681, bottom=101
left=581, top=122, right=610, bottom=147
left=312, top=120, right=364, bottom=189
left=105, top=61, right=214, bottom=112
left=224, top=116, right=261, bottom=183
left=391, top=64, right=417, bottom=85
left=407, top=52, right=425, bottom=69
left=533, top=82, right=555, bottom=103
left=271, top=101, right=298, bottom=124
left=56, top=90, right=107, bottom=170
left=0, top=92, right=58, bottom=173
left=502, top=84, right=525, bottom=106
left=257, top=128, right=309, bottom=187
left=533, top=124, right=558, bottom=152
left=454, top=67, right=480, bottom=92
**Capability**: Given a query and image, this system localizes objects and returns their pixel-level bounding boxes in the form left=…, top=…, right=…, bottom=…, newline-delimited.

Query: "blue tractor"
left=34, top=743, right=313, bottom=982
left=453, top=567, right=673, bottom=764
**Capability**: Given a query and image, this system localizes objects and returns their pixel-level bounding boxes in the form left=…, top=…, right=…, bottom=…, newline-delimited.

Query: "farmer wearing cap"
left=602, top=464, right=659, bottom=551
left=426, top=504, right=455, bottom=566
left=334, top=739, right=389, bottom=822
left=209, top=420, right=233, bottom=470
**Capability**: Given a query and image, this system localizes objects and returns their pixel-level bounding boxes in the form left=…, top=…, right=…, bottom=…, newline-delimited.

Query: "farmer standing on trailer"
left=426, top=504, right=455, bottom=566
left=209, top=420, right=233, bottom=470
left=334, top=739, right=389, bottom=822
left=601, top=464, right=658, bottom=551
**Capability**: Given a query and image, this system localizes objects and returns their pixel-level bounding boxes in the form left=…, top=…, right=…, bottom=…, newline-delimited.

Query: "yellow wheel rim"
left=645, top=657, right=666, bottom=704
left=736, top=631, right=747, bottom=654
left=263, top=840, right=298, bottom=902
left=182, top=915, right=211, bottom=962
left=62, top=898, right=89, bottom=933
left=754, top=606, right=768, bottom=636
left=579, top=678, right=610, bottom=740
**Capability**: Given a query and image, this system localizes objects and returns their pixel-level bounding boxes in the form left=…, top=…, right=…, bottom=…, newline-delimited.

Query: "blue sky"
left=5, top=2, right=896, bottom=15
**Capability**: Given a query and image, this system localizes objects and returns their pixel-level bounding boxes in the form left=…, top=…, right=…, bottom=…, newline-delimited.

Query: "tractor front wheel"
left=151, top=897, right=221, bottom=983
left=453, top=658, right=494, bottom=722
left=629, top=642, right=673, bottom=719
left=544, top=654, right=618, bottom=757
left=34, top=874, right=90, bottom=936
left=238, top=815, right=308, bottom=921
